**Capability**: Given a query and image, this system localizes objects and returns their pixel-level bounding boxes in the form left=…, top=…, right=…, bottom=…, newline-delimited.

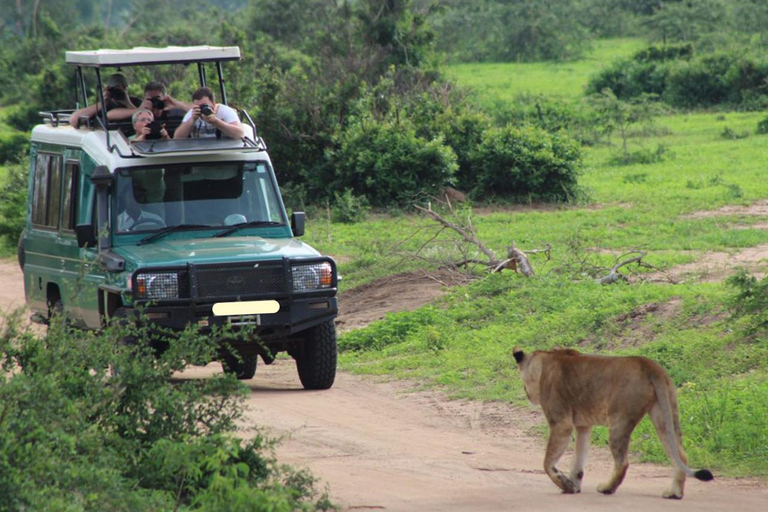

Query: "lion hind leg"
left=568, top=426, right=592, bottom=493
left=597, top=421, right=634, bottom=495
left=649, top=404, right=687, bottom=499
left=544, top=423, right=579, bottom=494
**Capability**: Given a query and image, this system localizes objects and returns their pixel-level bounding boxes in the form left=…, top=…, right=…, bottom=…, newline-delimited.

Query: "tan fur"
left=512, top=347, right=713, bottom=499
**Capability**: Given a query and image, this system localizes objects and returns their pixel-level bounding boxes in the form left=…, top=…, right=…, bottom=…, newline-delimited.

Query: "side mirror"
left=75, top=224, right=97, bottom=248
left=291, top=212, right=306, bottom=237
left=90, top=165, right=113, bottom=188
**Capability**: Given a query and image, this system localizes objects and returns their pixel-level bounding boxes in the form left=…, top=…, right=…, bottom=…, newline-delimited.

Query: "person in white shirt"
left=173, top=87, right=244, bottom=139
left=117, top=181, right=165, bottom=232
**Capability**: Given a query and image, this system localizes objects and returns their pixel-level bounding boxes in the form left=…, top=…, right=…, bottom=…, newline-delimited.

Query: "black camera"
left=199, top=103, right=213, bottom=117
left=150, top=96, right=166, bottom=110
left=146, top=121, right=163, bottom=140
left=108, top=86, right=126, bottom=101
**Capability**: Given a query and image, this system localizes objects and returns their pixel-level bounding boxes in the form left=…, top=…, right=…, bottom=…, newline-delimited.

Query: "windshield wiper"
left=213, top=220, right=283, bottom=238
left=138, top=224, right=212, bottom=245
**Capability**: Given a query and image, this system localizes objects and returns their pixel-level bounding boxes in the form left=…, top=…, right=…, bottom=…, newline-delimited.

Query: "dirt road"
left=3, top=259, right=767, bottom=511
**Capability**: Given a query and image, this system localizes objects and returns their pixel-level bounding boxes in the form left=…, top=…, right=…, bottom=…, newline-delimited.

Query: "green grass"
left=301, top=42, right=768, bottom=478
left=445, top=38, right=647, bottom=107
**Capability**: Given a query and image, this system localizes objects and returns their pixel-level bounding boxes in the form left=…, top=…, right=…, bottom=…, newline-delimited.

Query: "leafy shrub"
left=727, top=269, right=768, bottom=329
left=0, top=163, right=29, bottom=247
left=467, top=125, right=583, bottom=201
left=322, top=116, right=458, bottom=207
left=494, top=95, right=611, bottom=147
left=433, top=110, right=491, bottom=194
left=0, top=132, right=29, bottom=164
left=586, top=43, right=693, bottom=100
left=608, top=144, right=670, bottom=166
left=0, top=313, right=331, bottom=511
left=756, top=116, right=768, bottom=134
left=720, top=127, right=749, bottom=140
left=332, top=188, right=370, bottom=224
left=588, top=44, right=768, bottom=110
left=664, top=52, right=733, bottom=109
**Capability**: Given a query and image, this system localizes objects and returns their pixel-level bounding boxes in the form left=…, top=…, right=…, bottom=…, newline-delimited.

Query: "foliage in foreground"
left=338, top=273, right=768, bottom=476
left=0, top=313, right=332, bottom=511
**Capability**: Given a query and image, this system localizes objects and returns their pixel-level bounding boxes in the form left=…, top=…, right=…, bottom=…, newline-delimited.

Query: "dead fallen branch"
left=414, top=203, right=551, bottom=277
left=597, top=250, right=669, bottom=284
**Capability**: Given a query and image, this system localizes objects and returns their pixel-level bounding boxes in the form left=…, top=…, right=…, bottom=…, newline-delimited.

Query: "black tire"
left=295, top=319, right=337, bottom=390
left=113, top=307, right=139, bottom=347
left=48, top=297, right=63, bottom=322
left=221, top=351, right=258, bottom=380
left=17, top=231, right=25, bottom=270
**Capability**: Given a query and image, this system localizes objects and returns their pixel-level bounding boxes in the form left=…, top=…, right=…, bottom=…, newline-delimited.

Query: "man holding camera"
left=173, top=87, right=244, bottom=139
left=139, top=81, right=190, bottom=136
left=69, top=73, right=140, bottom=128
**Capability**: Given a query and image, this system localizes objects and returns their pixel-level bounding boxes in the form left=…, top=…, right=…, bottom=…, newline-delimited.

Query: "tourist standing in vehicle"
left=129, top=108, right=169, bottom=142
left=139, top=81, right=189, bottom=136
left=69, top=73, right=140, bottom=128
left=173, top=87, right=244, bottom=139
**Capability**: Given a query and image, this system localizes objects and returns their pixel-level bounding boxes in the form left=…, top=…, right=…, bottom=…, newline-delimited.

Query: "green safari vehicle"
left=18, top=46, right=339, bottom=389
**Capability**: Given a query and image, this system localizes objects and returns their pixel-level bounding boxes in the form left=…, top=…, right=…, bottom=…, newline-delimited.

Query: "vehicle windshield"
left=114, top=162, right=285, bottom=235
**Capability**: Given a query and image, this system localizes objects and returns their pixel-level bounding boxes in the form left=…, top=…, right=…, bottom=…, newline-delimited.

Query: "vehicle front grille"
left=192, top=260, right=288, bottom=299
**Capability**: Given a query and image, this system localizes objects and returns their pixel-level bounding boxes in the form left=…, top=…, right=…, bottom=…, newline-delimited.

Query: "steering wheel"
left=130, top=218, right=165, bottom=231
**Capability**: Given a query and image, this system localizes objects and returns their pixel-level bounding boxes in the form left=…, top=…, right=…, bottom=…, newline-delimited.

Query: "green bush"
left=726, top=269, right=768, bottom=330
left=587, top=44, right=768, bottom=110
left=332, top=188, right=370, bottom=224
left=586, top=44, right=693, bottom=100
left=322, top=116, right=458, bottom=207
left=433, top=110, right=491, bottom=194
left=0, top=132, right=29, bottom=164
left=467, top=124, right=583, bottom=201
left=756, top=116, right=768, bottom=134
left=0, top=163, right=29, bottom=248
left=664, top=52, right=733, bottom=109
left=0, top=313, right=331, bottom=511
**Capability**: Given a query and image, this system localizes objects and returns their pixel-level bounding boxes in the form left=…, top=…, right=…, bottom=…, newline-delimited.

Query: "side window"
left=31, top=153, right=63, bottom=229
left=31, top=154, right=50, bottom=226
left=61, top=161, right=79, bottom=231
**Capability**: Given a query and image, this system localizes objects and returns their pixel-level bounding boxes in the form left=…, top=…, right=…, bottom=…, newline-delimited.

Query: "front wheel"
left=221, top=352, right=258, bottom=380
left=295, top=320, right=337, bottom=390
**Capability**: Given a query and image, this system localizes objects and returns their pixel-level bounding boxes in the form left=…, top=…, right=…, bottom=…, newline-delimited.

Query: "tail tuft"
left=693, top=469, right=714, bottom=482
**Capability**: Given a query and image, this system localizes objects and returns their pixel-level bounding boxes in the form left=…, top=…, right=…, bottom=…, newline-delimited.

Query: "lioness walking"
left=512, top=347, right=713, bottom=499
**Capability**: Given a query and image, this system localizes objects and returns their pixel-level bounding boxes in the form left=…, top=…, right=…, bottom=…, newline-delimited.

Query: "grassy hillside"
left=301, top=42, right=768, bottom=477
left=445, top=38, right=646, bottom=107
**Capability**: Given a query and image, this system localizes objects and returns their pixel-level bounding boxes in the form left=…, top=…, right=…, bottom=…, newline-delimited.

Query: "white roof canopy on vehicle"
left=65, top=46, right=241, bottom=67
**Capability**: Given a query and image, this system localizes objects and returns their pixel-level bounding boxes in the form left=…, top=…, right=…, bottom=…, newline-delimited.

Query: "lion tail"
left=650, top=373, right=714, bottom=482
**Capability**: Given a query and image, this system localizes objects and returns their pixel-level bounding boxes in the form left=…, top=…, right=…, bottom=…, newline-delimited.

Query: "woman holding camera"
left=173, top=86, right=244, bottom=140
left=68, top=73, right=140, bottom=128
left=129, top=108, right=170, bottom=142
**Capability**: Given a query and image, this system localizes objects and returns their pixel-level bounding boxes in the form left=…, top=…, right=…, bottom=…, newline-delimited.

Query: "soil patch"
left=336, top=269, right=469, bottom=332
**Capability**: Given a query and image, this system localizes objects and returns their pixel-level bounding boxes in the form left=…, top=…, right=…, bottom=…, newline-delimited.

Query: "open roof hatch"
left=58, top=46, right=262, bottom=156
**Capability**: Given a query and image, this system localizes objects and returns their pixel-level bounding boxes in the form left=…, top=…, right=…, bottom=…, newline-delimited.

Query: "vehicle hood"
left=113, top=236, right=322, bottom=268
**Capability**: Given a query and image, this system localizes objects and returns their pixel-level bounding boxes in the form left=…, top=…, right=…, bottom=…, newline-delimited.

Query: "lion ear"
left=512, top=347, right=525, bottom=364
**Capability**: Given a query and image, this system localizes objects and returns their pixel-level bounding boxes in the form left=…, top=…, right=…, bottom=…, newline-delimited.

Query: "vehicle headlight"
left=135, top=272, right=180, bottom=300
left=292, top=262, right=333, bottom=292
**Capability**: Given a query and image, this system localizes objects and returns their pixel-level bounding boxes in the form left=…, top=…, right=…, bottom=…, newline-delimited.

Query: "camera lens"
left=200, top=104, right=213, bottom=116
left=150, top=97, right=165, bottom=109
left=109, top=87, right=126, bottom=101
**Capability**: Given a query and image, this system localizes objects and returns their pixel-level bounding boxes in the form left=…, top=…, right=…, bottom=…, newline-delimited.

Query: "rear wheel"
left=221, top=352, right=258, bottom=380
left=295, top=320, right=337, bottom=390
